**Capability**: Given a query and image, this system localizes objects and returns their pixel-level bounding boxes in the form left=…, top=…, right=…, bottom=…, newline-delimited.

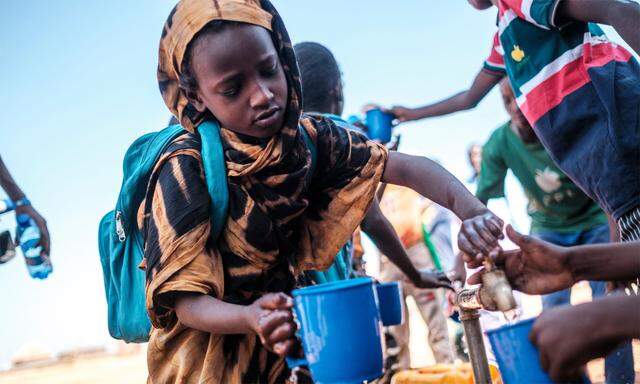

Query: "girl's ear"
left=183, top=87, right=208, bottom=113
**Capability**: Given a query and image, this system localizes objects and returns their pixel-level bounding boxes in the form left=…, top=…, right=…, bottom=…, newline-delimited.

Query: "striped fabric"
left=146, top=0, right=388, bottom=382
left=483, top=0, right=637, bottom=127
left=619, top=206, right=640, bottom=242
left=482, top=0, right=640, bottom=221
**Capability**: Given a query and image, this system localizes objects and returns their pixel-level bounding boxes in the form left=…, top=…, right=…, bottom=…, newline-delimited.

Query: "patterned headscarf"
left=154, top=0, right=387, bottom=275
left=157, top=0, right=300, bottom=135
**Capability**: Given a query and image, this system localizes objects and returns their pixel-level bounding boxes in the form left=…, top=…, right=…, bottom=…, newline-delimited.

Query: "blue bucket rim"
left=485, top=317, right=535, bottom=336
left=376, top=281, right=400, bottom=289
left=292, top=277, right=374, bottom=296
left=365, top=108, right=394, bottom=119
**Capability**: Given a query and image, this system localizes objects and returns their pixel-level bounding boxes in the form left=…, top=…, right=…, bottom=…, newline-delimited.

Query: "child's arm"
left=361, top=198, right=452, bottom=289
left=557, top=0, right=640, bottom=55
left=382, top=151, right=504, bottom=257
left=174, top=292, right=297, bottom=356
left=531, top=294, right=640, bottom=382
left=391, top=70, right=503, bottom=122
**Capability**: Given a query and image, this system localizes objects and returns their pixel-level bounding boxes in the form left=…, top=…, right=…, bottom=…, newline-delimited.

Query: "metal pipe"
left=460, top=308, right=492, bottom=384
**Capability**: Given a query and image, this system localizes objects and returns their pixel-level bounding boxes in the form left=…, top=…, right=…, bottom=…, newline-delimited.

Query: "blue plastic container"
left=376, top=281, right=403, bottom=326
left=16, top=214, right=52, bottom=279
left=287, top=277, right=384, bottom=383
left=365, top=109, right=394, bottom=143
left=487, top=318, right=590, bottom=384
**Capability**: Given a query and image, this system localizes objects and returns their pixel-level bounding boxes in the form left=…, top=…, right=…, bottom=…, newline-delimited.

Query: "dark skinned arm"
left=0, top=155, right=50, bottom=256
left=383, top=151, right=504, bottom=258
left=360, top=198, right=451, bottom=289
left=531, top=294, right=640, bottom=382
left=557, top=0, right=640, bottom=55
left=0, top=155, right=25, bottom=201
left=174, top=292, right=297, bottom=356
left=391, top=70, right=503, bottom=122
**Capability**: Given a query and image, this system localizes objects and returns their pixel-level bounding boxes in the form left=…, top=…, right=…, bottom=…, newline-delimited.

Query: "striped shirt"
left=482, top=0, right=640, bottom=221
left=483, top=0, right=635, bottom=126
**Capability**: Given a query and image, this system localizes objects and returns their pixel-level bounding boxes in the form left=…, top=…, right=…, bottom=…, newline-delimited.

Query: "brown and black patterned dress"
left=142, top=1, right=388, bottom=382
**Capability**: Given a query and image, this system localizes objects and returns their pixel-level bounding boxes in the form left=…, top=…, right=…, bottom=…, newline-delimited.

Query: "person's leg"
left=413, top=288, right=455, bottom=363
left=531, top=230, right=580, bottom=310
left=405, top=242, right=454, bottom=364
left=379, top=256, right=412, bottom=374
left=387, top=289, right=413, bottom=371
left=581, top=225, right=635, bottom=384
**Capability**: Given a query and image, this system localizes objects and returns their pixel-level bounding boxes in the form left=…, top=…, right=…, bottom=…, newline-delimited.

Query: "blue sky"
left=0, top=1, right=633, bottom=369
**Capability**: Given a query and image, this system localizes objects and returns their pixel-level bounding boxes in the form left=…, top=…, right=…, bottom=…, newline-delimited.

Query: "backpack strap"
left=197, top=121, right=229, bottom=241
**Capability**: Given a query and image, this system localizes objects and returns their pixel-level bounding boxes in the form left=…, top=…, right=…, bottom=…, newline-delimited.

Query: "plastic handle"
left=285, top=356, right=308, bottom=369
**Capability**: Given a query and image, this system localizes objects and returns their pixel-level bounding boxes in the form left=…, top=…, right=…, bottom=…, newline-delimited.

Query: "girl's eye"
left=261, top=63, right=278, bottom=77
left=221, top=87, right=239, bottom=97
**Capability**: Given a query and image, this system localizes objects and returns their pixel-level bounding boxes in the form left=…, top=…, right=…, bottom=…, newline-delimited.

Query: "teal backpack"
left=98, top=120, right=325, bottom=343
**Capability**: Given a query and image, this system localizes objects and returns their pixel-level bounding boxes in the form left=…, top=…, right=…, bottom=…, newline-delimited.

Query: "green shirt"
left=477, top=122, right=607, bottom=233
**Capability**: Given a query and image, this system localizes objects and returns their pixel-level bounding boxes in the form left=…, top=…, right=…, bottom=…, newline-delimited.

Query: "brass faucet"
left=455, top=259, right=517, bottom=384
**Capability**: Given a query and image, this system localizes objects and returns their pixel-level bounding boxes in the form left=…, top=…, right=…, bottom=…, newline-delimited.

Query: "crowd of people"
left=3, top=0, right=639, bottom=383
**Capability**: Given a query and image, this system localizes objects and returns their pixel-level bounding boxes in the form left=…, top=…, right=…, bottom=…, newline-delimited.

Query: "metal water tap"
left=455, top=260, right=517, bottom=384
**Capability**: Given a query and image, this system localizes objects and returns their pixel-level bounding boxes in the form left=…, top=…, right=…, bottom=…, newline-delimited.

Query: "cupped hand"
left=468, top=225, right=574, bottom=294
left=15, top=205, right=50, bottom=257
left=248, top=293, right=297, bottom=356
left=530, top=299, right=625, bottom=382
left=458, top=210, right=504, bottom=264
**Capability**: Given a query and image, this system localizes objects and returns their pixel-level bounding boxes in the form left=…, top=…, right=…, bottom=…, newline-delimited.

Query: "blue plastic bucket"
left=487, top=318, right=590, bottom=384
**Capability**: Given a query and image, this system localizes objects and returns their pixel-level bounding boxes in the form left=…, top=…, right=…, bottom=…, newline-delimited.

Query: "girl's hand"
left=247, top=293, right=297, bottom=356
left=457, top=210, right=504, bottom=265
left=411, top=269, right=453, bottom=290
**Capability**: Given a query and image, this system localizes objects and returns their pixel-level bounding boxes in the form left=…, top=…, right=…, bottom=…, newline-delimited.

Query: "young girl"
left=144, top=1, right=502, bottom=382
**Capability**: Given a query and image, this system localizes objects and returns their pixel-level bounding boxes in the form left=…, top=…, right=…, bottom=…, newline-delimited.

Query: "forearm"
left=361, top=202, right=420, bottom=282
left=598, top=294, right=640, bottom=340
left=608, top=0, right=640, bottom=55
left=0, top=156, right=25, bottom=201
left=559, top=0, right=640, bottom=55
left=410, top=70, right=501, bottom=120
left=411, top=91, right=475, bottom=119
left=383, top=152, right=487, bottom=221
left=376, top=182, right=388, bottom=201
left=568, top=241, right=640, bottom=282
left=174, top=293, right=254, bottom=335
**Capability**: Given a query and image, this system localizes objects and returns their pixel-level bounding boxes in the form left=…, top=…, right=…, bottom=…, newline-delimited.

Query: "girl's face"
left=187, top=24, right=288, bottom=138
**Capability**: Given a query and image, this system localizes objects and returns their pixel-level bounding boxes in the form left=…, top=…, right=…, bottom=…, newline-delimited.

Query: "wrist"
left=5, top=188, right=25, bottom=203
left=562, top=247, right=580, bottom=285
left=242, top=303, right=260, bottom=335
left=407, top=266, right=421, bottom=283
left=460, top=205, right=489, bottom=221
